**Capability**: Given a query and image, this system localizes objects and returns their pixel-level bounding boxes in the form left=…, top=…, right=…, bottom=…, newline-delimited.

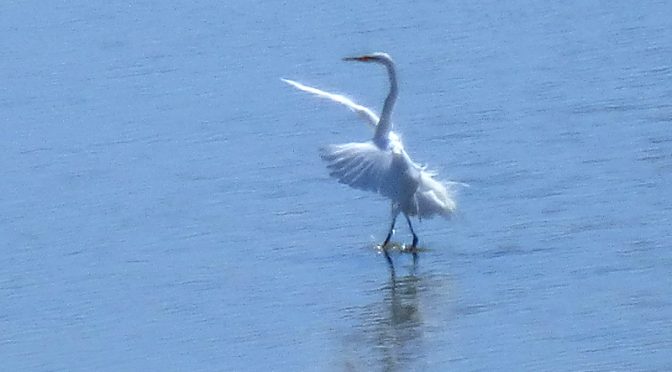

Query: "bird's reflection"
left=341, top=267, right=433, bottom=372
left=375, top=273, right=424, bottom=371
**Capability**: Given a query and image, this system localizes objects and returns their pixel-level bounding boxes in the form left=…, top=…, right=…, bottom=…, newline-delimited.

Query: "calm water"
left=2, top=1, right=671, bottom=371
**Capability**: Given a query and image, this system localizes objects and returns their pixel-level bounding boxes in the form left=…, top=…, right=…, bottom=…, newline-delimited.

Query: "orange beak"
left=343, top=56, right=371, bottom=62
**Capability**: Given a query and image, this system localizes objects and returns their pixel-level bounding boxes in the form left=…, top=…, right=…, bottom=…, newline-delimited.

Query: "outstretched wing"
left=282, top=78, right=455, bottom=218
left=320, top=141, right=420, bottom=202
left=281, top=78, right=379, bottom=128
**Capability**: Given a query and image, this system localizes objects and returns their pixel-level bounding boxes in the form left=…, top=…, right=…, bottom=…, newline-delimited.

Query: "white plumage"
left=282, top=52, right=455, bottom=269
left=320, top=141, right=420, bottom=210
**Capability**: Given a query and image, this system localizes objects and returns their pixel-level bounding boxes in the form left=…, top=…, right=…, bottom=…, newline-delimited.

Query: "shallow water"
left=2, top=1, right=671, bottom=371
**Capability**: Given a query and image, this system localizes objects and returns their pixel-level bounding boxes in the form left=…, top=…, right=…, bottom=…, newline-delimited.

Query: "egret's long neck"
left=373, top=60, right=398, bottom=142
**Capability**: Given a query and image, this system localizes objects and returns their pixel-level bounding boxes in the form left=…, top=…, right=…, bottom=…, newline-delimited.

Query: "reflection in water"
left=375, top=274, right=423, bottom=372
left=340, top=271, right=452, bottom=371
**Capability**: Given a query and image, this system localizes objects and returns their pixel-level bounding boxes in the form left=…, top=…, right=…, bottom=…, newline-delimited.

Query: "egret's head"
left=343, top=52, right=394, bottom=65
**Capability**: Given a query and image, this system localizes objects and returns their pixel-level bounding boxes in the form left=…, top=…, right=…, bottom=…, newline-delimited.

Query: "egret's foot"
left=377, top=241, right=403, bottom=251
left=377, top=243, right=391, bottom=251
left=385, top=241, right=418, bottom=252
left=410, top=239, right=419, bottom=266
left=399, top=244, right=423, bottom=267
left=399, top=244, right=425, bottom=254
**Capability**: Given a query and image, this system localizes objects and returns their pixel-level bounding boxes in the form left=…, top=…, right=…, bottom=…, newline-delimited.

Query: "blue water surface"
left=2, top=1, right=671, bottom=371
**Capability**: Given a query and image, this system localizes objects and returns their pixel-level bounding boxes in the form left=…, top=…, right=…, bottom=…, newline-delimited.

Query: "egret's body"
left=282, top=53, right=455, bottom=270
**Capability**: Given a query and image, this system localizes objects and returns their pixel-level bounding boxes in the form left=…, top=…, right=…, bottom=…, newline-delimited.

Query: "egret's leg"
left=383, top=214, right=397, bottom=247
left=404, top=214, right=419, bottom=247
left=382, top=213, right=398, bottom=273
left=405, top=214, right=419, bottom=265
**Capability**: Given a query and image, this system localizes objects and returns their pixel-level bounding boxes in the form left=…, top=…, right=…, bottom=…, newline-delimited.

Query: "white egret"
left=282, top=53, right=456, bottom=270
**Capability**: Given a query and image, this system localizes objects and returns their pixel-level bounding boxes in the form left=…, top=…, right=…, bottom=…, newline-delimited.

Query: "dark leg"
left=383, top=214, right=397, bottom=247
left=405, top=214, right=419, bottom=265
left=382, top=213, right=398, bottom=274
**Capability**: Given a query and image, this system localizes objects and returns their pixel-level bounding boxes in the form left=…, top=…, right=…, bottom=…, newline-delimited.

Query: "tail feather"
left=414, top=172, right=457, bottom=218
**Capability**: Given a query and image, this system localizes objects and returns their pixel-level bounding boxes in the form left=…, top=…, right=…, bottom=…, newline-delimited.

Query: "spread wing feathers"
left=281, top=78, right=379, bottom=128
left=414, top=172, right=457, bottom=218
left=320, top=141, right=420, bottom=202
left=282, top=78, right=456, bottom=219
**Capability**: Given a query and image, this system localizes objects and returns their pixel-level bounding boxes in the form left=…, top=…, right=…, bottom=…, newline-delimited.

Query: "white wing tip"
left=280, top=77, right=294, bottom=85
